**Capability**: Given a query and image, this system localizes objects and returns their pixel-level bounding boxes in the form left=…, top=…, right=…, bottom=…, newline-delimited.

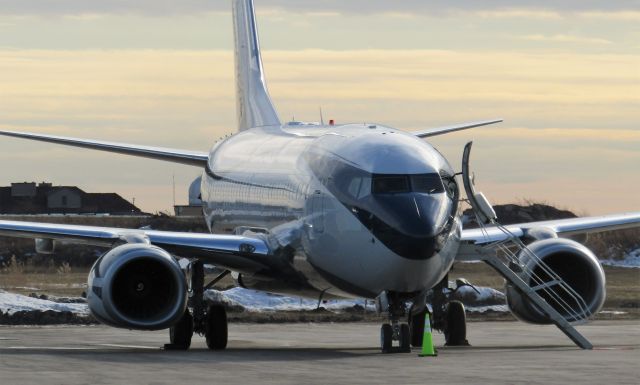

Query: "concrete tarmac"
left=0, top=321, right=638, bottom=385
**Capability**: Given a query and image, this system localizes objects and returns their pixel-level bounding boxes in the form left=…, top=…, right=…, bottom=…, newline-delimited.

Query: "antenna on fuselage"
left=319, top=107, right=325, bottom=125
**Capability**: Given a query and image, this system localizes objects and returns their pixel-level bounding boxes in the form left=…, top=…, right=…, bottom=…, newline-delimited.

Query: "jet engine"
left=505, top=238, right=605, bottom=324
left=87, top=243, right=187, bottom=330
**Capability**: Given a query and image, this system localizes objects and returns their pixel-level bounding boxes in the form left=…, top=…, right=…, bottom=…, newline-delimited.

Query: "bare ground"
left=1, top=262, right=638, bottom=323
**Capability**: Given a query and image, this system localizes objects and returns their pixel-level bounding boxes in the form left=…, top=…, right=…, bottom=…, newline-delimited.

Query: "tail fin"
left=232, top=0, right=281, bottom=131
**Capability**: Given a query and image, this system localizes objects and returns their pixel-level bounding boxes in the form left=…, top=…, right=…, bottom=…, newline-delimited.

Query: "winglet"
left=411, top=119, right=503, bottom=138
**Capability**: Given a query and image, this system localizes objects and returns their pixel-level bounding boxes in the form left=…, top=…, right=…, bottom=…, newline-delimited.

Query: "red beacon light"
left=329, top=119, right=335, bottom=126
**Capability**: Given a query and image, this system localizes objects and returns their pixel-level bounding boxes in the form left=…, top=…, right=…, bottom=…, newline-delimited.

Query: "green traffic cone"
left=419, top=312, right=437, bottom=357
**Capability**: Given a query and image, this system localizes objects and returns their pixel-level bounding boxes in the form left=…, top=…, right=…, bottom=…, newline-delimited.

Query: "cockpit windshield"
left=372, top=173, right=444, bottom=194
left=372, top=175, right=410, bottom=194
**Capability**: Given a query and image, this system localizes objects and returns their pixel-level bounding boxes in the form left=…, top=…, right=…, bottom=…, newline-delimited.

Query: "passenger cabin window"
left=371, top=173, right=444, bottom=194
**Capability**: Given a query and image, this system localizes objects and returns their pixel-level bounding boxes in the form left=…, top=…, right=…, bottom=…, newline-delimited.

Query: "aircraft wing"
left=411, top=119, right=503, bottom=138
left=0, top=220, right=270, bottom=273
left=459, top=211, right=640, bottom=247
left=0, top=130, right=209, bottom=167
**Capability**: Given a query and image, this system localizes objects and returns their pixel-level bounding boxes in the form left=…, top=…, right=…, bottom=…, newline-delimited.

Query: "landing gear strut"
left=377, top=292, right=411, bottom=353
left=165, top=260, right=229, bottom=350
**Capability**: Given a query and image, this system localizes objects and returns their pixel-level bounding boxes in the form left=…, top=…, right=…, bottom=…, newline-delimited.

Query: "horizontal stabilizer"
left=0, top=130, right=209, bottom=167
left=411, top=119, right=503, bottom=138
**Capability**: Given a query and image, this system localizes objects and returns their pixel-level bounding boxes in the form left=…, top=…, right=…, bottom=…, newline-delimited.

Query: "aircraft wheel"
left=444, top=300, right=469, bottom=346
left=409, top=310, right=426, bottom=347
left=380, top=324, right=392, bottom=353
left=205, top=305, right=228, bottom=350
left=399, top=323, right=411, bottom=353
left=168, top=310, right=193, bottom=350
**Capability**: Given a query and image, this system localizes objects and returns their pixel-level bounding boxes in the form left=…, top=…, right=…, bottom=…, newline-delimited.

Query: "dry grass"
left=0, top=269, right=89, bottom=297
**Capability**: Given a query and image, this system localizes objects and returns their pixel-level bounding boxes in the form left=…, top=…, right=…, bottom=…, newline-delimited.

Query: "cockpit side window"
left=440, top=171, right=458, bottom=201
left=347, top=177, right=371, bottom=199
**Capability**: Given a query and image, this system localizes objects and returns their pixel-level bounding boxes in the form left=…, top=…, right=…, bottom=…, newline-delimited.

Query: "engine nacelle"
left=505, top=238, right=605, bottom=324
left=87, top=243, right=187, bottom=330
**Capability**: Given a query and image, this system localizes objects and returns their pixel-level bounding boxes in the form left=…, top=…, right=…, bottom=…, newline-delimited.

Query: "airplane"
left=0, top=0, right=639, bottom=353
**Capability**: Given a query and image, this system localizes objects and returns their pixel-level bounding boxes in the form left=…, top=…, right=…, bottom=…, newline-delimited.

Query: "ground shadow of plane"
left=0, top=346, right=381, bottom=364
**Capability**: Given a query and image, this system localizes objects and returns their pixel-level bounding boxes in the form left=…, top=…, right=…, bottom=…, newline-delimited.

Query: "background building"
left=0, top=182, right=141, bottom=215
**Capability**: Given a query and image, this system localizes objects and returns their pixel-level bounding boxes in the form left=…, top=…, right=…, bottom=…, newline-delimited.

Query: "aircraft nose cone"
left=353, top=193, right=451, bottom=260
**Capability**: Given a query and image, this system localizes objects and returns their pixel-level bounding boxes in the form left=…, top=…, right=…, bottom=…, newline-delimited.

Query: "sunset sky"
left=0, top=1, right=638, bottom=215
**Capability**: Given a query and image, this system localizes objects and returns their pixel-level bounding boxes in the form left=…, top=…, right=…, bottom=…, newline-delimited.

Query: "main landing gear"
left=165, top=260, right=228, bottom=350
left=377, top=276, right=470, bottom=353
left=430, top=275, right=469, bottom=347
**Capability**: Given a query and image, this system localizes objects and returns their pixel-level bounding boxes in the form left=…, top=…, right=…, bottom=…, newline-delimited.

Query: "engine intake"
left=505, top=238, right=606, bottom=324
left=87, top=243, right=187, bottom=330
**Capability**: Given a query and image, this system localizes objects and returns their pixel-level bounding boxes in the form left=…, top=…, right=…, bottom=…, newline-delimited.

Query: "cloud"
left=520, top=34, right=612, bottom=45
left=0, top=49, right=637, bottom=213
left=578, top=11, right=640, bottom=21
left=0, top=0, right=638, bottom=16
left=474, top=9, right=563, bottom=20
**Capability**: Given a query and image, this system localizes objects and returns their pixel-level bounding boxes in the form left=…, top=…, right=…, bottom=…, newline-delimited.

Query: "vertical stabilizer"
left=232, top=0, right=281, bottom=131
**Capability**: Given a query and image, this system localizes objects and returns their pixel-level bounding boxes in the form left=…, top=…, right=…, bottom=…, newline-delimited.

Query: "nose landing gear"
left=376, top=292, right=411, bottom=353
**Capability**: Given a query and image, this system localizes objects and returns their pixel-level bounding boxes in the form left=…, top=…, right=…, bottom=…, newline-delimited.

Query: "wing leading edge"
left=411, top=119, right=503, bottom=138
left=0, top=130, right=209, bottom=167
left=0, top=220, right=270, bottom=273
left=460, top=211, right=640, bottom=246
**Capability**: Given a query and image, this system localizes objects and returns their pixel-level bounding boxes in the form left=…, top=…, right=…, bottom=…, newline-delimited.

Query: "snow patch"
left=1, top=285, right=509, bottom=317
left=600, top=310, right=627, bottom=315
left=453, top=285, right=505, bottom=305
left=0, top=290, right=89, bottom=315
left=600, top=248, right=640, bottom=268
left=207, top=287, right=376, bottom=311
left=466, top=305, right=509, bottom=313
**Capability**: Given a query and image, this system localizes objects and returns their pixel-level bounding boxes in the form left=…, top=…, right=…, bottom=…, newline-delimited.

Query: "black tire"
left=444, top=300, right=469, bottom=346
left=380, top=324, right=392, bottom=353
left=169, top=310, right=193, bottom=349
left=205, top=305, right=228, bottom=350
left=409, top=311, right=426, bottom=347
left=399, top=323, right=411, bottom=353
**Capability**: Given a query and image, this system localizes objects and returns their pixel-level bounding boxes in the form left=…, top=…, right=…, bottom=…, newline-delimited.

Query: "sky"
left=0, top=1, right=638, bottom=215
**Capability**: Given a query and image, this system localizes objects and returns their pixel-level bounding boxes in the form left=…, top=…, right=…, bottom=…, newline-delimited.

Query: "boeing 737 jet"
left=0, top=0, right=638, bottom=353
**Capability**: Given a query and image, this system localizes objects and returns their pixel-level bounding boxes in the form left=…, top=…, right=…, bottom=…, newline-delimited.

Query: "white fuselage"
left=201, top=123, right=462, bottom=299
